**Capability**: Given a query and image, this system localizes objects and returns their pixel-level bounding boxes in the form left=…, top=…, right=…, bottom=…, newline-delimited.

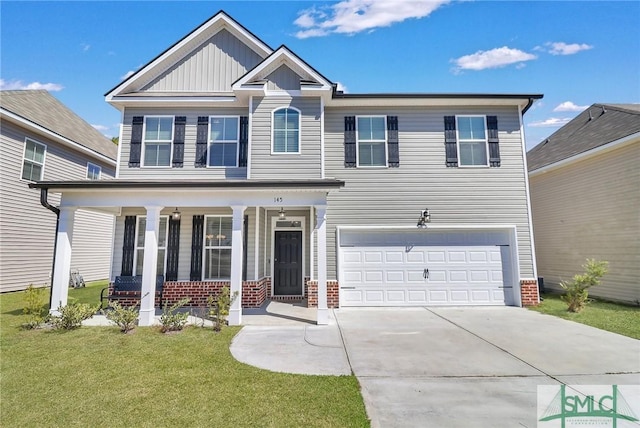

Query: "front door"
left=273, top=231, right=303, bottom=295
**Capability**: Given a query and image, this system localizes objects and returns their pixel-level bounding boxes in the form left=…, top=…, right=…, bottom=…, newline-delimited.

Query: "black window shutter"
left=166, top=217, right=181, bottom=281
left=129, top=116, right=144, bottom=167
left=190, top=215, right=204, bottom=281
left=387, top=116, right=399, bottom=167
left=487, top=115, right=501, bottom=167
left=172, top=116, right=186, bottom=168
left=238, top=116, right=249, bottom=167
left=121, top=216, right=136, bottom=275
left=195, top=117, right=209, bottom=168
left=344, top=116, right=356, bottom=167
left=444, top=116, right=458, bottom=167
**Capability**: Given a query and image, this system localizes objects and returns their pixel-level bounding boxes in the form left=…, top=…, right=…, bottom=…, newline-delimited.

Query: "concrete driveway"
left=231, top=305, right=640, bottom=427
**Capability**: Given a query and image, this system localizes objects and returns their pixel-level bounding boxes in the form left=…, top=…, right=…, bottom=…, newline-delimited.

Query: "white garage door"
left=340, top=245, right=510, bottom=306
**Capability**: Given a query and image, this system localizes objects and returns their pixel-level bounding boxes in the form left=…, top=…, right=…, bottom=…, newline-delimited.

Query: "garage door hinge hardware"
left=423, top=269, right=429, bottom=279
left=341, top=286, right=356, bottom=290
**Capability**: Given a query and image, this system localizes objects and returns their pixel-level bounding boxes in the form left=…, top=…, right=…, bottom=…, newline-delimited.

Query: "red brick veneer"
left=306, top=280, right=340, bottom=308
left=520, top=279, right=540, bottom=306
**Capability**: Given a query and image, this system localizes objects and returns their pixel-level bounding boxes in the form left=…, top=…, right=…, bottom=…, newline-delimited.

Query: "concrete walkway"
left=230, top=305, right=640, bottom=428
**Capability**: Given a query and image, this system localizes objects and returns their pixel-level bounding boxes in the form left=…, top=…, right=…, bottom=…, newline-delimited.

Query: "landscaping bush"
left=22, top=284, right=49, bottom=329
left=105, top=301, right=139, bottom=333
left=50, top=301, right=99, bottom=330
left=560, top=259, right=609, bottom=313
left=159, top=298, right=190, bottom=333
left=207, top=286, right=238, bottom=332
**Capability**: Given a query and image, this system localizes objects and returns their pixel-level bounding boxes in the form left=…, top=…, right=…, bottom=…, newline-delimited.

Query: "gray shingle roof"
left=527, top=103, right=640, bottom=171
left=0, top=90, right=117, bottom=161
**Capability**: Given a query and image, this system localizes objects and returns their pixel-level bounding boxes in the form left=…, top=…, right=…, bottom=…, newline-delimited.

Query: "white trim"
left=271, top=106, right=302, bottom=155
left=207, top=115, right=240, bottom=168
left=254, top=206, right=260, bottom=281
left=309, top=206, right=315, bottom=281
left=20, top=137, right=47, bottom=183
left=133, top=215, right=169, bottom=276
left=86, top=162, right=102, bottom=180
left=320, top=97, right=325, bottom=179
left=247, top=96, right=253, bottom=179
left=1, top=108, right=116, bottom=166
left=141, top=115, right=174, bottom=168
left=265, top=89, right=302, bottom=97
left=115, top=109, right=124, bottom=178
left=270, top=215, right=305, bottom=296
left=518, top=105, right=538, bottom=293
left=356, top=115, right=388, bottom=168
left=528, top=131, right=640, bottom=177
left=456, top=115, right=490, bottom=168
left=202, top=214, right=234, bottom=281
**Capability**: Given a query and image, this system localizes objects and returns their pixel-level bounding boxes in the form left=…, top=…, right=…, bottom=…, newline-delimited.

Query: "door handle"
left=424, top=268, right=429, bottom=279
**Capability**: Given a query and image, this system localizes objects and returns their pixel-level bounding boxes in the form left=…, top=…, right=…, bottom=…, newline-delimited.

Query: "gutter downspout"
left=40, top=188, right=60, bottom=310
left=522, top=97, right=536, bottom=115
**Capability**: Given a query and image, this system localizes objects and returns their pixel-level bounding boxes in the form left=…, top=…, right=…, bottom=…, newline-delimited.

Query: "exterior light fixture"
left=417, top=208, right=431, bottom=229
left=171, top=208, right=181, bottom=221
left=278, top=207, right=287, bottom=220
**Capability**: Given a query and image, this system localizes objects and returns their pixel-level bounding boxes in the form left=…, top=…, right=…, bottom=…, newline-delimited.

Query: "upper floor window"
left=357, top=116, right=387, bottom=167
left=272, top=108, right=300, bottom=153
left=21, top=138, right=46, bottom=181
left=457, top=116, right=488, bottom=166
left=86, top=162, right=102, bottom=180
left=143, top=116, right=173, bottom=167
left=134, top=216, right=169, bottom=276
left=209, top=116, right=239, bottom=167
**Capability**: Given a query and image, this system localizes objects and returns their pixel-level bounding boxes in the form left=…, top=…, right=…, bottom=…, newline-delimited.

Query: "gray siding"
left=323, top=106, right=535, bottom=280
left=266, top=65, right=302, bottom=91
left=0, top=121, right=115, bottom=292
left=250, top=96, right=322, bottom=179
left=142, top=29, right=263, bottom=93
left=118, top=107, right=248, bottom=179
left=530, top=142, right=640, bottom=303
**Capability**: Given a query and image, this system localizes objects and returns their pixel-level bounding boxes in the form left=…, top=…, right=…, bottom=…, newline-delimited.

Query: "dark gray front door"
left=273, top=230, right=303, bottom=295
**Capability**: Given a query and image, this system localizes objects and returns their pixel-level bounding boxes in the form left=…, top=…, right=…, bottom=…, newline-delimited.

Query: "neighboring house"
left=0, top=90, right=117, bottom=292
left=528, top=103, right=640, bottom=304
left=30, top=11, right=542, bottom=325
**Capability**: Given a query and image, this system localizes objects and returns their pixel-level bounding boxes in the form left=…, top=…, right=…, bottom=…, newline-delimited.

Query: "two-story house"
left=31, top=11, right=542, bottom=326
left=1, top=90, right=117, bottom=292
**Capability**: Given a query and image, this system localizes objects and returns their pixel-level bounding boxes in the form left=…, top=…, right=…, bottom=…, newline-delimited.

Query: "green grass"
left=529, top=293, right=640, bottom=340
left=0, top=282, right=369, bottom=427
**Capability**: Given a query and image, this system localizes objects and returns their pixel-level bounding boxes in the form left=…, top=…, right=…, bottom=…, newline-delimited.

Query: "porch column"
left=139, top=206, right=162, bottom=326
left=315, top=205, right=329, bottom=325
left=229, top=205, right=246, bottom=326
left=50, top=207, right=76, bottom=315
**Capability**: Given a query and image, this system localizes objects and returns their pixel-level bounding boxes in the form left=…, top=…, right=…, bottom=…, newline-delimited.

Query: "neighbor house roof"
left=0, top=90, right=117, bottom=162
left=527, top=103, right=640, bottom=171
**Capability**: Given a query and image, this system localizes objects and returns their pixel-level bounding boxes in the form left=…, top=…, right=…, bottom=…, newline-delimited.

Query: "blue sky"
left=2, top=1, right=639, bottom=150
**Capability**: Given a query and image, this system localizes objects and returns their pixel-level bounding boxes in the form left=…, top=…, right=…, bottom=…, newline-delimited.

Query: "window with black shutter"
left=195, top=117, right=208, bottom=168
left=121, top=216, right=136, bottom=275
left=238, top=116, right=249, bottom=167
left=166, top=217, right=180, bottom=281
left=387, top=116, right=399, bottom=167
left=129, top=117, right=143, bottom=167
left=190, top=215, right=204, bottom=280
left=344, top=116, right=356, bottom=167
left=172, top=116, right=186, bottom=168
left=444, top=116, right=458, bottom=167
left=486, top=116, right=501, bottom=167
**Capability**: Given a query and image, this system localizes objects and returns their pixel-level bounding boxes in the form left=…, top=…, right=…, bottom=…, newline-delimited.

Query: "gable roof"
left=527, top=103, right=640, bottom=171
left=105, top=10, right=273, bottom=99
left=0, top=90, right=117, bottom=162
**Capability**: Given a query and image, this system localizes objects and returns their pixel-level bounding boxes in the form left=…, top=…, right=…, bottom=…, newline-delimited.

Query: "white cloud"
left=294, top=0, right=450, bottom=38
left=0, top=79, right=63, bottom=91
left=81, top=43, right=91, bottom=52
left=91, top=124, right=109, bottom=132
left=546, top=42, right=593, bottom=56
left=336, top=81, right=349, bottom=93
left=121, top=70, right=135, bottom=80
left=553, top=101, right=589, bottom=112
left=451, top=47, right=537, bottom=72
left=528, top=117, right=571, bottom=127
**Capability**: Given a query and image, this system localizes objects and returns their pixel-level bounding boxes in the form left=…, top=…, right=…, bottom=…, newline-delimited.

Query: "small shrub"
left=159, top=298, right=190, bottom=333
left=50, top=301, right=99, bottom=330
left=105, top=301, right=139, bottom=333
left=22, top=284, right=49, bottom=329
left=207, top=286, right=238, bottom=332
left=560, top=259, right=609, bottom=313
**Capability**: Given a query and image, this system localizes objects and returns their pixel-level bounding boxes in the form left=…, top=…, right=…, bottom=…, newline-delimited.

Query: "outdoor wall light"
left=417, top=208, right=431, bottom=229
left=278, top=207, right=287, bottom=220
left=171, top=208, right=181, bottom=221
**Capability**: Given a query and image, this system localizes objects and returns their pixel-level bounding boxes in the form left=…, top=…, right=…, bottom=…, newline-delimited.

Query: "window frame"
left=141, top=115, right=174, bottom=168
left=133, top=215, right=169, bottom=277
left=207, top=116, right=240, bottom=168
left=20, top=138, right=47, bottom=182
left=271, top=107, right=301, bottom=155
left=86, top=162, right=102, bottom=180
left=356, top=115, right=388, bottom=168
left=202, top=215, right=233, bottom=280
left=455, top=115, right=490, bottom=168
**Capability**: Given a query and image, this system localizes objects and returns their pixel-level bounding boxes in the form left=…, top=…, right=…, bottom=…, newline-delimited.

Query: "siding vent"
left=195, top=117, right=208, bottom=168
left=129, top=116, right=144, bottom=167
left=172, top=116, right=186, bottom=168
left=444, top=116, right=458, bottom=167
left=190, top=215, right=204, bottom=281
left=387, top=116, right=399, bottom=167
left=121, top=216, right=136, bottom=275
left=344, top=116, right=357, bottom=167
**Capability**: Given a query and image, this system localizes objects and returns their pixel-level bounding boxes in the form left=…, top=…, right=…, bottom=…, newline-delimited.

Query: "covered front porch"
left=30, top=179, right=344, bottom=326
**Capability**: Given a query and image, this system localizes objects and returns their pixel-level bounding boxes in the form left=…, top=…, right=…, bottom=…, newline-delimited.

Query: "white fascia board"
left=108, top=95, right=240, bottom=108
left=529, top=132, right=640, bottom=177
left=1, top=109, right=116, bottom=166
left=106, top=14, right=272, bottom=99
left=336, top=224, right=518, bottom=232
left=326, top=97, right=532, bottom=109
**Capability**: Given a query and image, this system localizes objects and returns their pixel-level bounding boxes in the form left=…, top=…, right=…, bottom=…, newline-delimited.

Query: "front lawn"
left=529, top=293, right=640, bottom=340
left=0, top=282, right=369, bottom=427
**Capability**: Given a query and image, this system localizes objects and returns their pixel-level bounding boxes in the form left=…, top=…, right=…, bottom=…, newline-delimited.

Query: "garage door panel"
left=407, top=270, right=427, bottom=282
left=406, top=252, right=425, bottom=263
left=469, top=270, right=490, bottom=282
left=365, top=290, right=384, bottom=302
left=447, top=251, right=467, bottom=263
left=407, top=290, right=427, bottom=303
left=426, top=251, right=446, bottom=262
left=428, top=270, right=447, bottom=282
left=386, top=251, right=404, bottom=263
left=364, top=271, right=383, bottom=282
left=343, top=271, right=363, bottom=282
left=387, top=290, right=406, bottom=302
left=448, top=270, right=469, bottom=282
left=386, top=271, right=405, bottom=282
left=364, top=251, right=383, bottom=263
left=343, top=252, right=362, bottom=263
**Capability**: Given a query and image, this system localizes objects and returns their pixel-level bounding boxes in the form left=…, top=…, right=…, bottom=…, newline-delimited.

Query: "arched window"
left=272, top=107, right=300, bottom=153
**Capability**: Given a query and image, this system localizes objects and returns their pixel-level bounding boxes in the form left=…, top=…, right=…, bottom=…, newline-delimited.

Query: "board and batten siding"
left=323, top=106, right=535, bottom=281
left=250, top=96, right=322, bottom=179
left=0, top=121, right=115, bottom=292
left=141, top=29, right=263, bottom=93
left=530, top=142, right=640, bottom=303
left=118, top=107, right=248, bottom=179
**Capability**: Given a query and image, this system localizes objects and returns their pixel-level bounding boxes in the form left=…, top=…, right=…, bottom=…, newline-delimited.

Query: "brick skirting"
left=520, top=279, right=540, bottom=306
left=306, top=280, right=339, bottom=308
